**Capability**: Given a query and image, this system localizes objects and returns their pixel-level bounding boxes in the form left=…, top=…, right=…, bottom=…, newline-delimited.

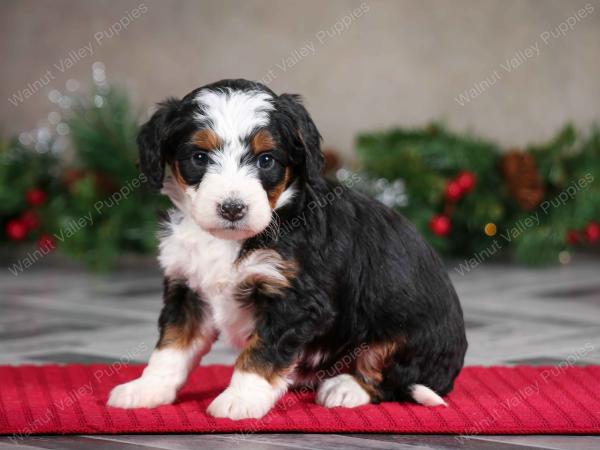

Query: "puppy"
left=107, top=79, right=467, bottom=420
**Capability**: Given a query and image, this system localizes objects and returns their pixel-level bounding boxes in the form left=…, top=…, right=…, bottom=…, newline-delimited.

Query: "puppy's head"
left=138, top=79, right=323, bottom=240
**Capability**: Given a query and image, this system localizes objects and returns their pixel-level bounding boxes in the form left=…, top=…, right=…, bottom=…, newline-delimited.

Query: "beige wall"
left=1, top=0, right=599, bottom=161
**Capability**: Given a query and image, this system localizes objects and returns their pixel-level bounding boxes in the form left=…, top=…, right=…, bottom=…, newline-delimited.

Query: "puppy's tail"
left=380, top=381, right=448, bottom=407
left=378, top=360, right=455, bottom=406
left=409, top=384, right=447, bottom=406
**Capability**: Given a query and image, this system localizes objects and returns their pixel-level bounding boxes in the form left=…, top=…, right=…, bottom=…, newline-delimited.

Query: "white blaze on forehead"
left=194, top=88, right=274, bottom=178
left=194, top=88, right=274, bottom=142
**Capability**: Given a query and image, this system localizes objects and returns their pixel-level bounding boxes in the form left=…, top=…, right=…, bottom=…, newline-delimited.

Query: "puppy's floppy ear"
left=137, top=98, right=180, bottom=189
left=278, top=94, right=324, bottom=186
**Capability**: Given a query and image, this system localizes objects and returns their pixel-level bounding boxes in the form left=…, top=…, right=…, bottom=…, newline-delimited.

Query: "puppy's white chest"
left=158, top=213, right=251, bottom=347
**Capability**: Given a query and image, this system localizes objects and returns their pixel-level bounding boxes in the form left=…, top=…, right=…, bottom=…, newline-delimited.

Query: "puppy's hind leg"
left=315, top=341, right=394, bottom=409
left=108, top=278, right=215, bottom=409
left=316, top=374, right=371, bottom=408
left=316, top=340, right=445, bottom=408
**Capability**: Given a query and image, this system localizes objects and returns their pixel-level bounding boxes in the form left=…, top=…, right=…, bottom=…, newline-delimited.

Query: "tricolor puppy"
left=107, top=79, right=468, bottom=420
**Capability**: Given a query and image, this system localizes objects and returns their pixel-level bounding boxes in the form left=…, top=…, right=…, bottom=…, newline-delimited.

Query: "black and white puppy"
left=107, top=79, right=467, bottom=420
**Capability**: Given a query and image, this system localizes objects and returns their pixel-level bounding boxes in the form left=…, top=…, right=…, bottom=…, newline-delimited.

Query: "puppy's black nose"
left=218, top=199, right=247, bottom=222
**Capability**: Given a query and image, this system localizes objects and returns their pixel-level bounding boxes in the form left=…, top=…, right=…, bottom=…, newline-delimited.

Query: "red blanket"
left=1, top=364, right=599, bottom=435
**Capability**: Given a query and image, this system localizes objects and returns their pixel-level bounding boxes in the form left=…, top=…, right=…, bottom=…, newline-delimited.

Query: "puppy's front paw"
left=207, top=387, right=274, bottom=420
left=107, top=378, right=177, bottom=409
left=316, top=374, right=371, bottom=408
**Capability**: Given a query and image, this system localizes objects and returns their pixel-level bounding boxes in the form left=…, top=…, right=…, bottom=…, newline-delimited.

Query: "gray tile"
left=463, top=306, right=600, bottom=328
left=505, top=356, right=592, bottom=366
left=464, top=319, right=487, bottom=330
left=536, top=285, right=600, bottom=304
left=88, top=434, right=312, bottom=450
left=2, top=436, right=161, bottom=450
left=350, top=434, right=555, bottom=449
left=0, top=439, right=45, bottom=450
left=26, top=351, right=145, bottom=364
left=93, top=284, right=162, bottom=299
left=0, top=323, right=99, bottom=341
left=221, top=434, right=416, bottom=449
left=7, top=435, right=596, bottom=450
left=0, top=302, right=144, bottom=329
left=476, top=435, right=600, bottom=450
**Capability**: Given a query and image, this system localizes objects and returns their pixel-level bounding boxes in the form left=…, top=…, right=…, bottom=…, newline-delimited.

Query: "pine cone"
left=63, top=169, right=117, bottom=194
left=500, top=150, right=545, bottom=210
left=322, top=147, right=342, bottom=175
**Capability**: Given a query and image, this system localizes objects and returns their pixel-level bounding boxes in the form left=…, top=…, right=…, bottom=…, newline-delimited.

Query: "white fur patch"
left=108, top=338, right=212, bottom=409
left=158, top=212, right=241, bottom=296
left=194, top=89, right=273, bottom=141
left=274, top=181, right=298, bottom=210
left=160, top=176, right=190, bottom=213
left=316, top=374, right=371, bottom=408
left=304, top=350, right=327, bottom=369
left=107, top=376, right=177, bottom=409
left=207, top=370, right=288, bottom=420
left=410, top=384, right=447, bottom=407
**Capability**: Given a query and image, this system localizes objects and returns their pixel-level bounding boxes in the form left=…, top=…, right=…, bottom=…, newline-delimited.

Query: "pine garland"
left=1, top=85, right=168, bottom=270
left=356, top=123, right=600, bottom=265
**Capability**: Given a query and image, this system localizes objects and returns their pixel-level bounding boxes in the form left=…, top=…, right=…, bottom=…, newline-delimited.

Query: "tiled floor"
left=1, top=253, right=600, bottom=449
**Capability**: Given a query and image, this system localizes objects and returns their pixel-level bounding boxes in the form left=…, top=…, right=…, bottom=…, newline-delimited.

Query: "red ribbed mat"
left=1, top=364, right=599, bottom=435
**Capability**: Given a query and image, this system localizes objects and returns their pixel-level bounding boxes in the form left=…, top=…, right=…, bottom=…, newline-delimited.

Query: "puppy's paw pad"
left=107, top=378, right=176, bottom=409
left=316, top=374, right=370, bottom=408
left=207, top=388, right=272, bottom=420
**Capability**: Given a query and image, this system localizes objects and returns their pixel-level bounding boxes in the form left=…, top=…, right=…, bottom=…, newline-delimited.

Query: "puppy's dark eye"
left=257, top=154, right=275, bottom=170
left=191, top=151, right=209, bottom=166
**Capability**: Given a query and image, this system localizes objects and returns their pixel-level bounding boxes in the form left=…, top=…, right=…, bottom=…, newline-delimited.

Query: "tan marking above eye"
left=192, top=129, right=222, bottom=150
left=251, top=129, right=275, bottom=155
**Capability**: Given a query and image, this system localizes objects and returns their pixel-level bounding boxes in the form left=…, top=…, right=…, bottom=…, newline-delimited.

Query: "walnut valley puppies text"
left=455, top=173, right=594, bottom=275
left=260, top=2, right=370, bottom=84
left=7, top=173, right=147, bottom=276
left=7, top=3, right=148, bottom=107
left=454, top=3, right=595, bottom=106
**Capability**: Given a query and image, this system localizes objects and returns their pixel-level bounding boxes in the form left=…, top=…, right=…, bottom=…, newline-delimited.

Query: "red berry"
left=26, top=188, right=47, bottom=207
left=38, top=234, right=56, bottom=251
left=584, top=222, right=600, bottom=244
left=565, top=230, right=580, bottom=246
left=20, top=211, right=40, bottom=230
left=429, top=215, right=451, bottom=237
left=5, top=220, right=28, bottom=241
left=456, top=171, right=476, bottom=193
left=445, top=180, right=463, bottom=202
